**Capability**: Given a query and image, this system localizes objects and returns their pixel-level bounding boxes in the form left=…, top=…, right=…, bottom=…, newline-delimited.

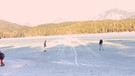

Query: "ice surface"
left=0, top=32, right=135, bottom=76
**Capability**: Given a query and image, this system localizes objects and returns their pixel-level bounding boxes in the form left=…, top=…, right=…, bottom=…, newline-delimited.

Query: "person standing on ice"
left=99, top=39, right=103, bottom=50
left=44, top=40, right=47, bottom=52
left=0, top=51, right=5, bottom=66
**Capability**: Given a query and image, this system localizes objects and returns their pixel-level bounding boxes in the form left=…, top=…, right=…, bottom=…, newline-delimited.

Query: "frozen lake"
left=0, top=32, right=135, bottom=76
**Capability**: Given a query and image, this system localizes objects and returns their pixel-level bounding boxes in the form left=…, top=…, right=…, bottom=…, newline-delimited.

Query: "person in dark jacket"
left=99, top=39, right=103, bottom=50
left=0, top=51, right=5, bottom=66
left=44, top=40, right=47, bottom=52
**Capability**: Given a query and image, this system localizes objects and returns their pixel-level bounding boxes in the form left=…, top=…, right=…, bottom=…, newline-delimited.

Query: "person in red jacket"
left=0, top=51, right=5, bottom=66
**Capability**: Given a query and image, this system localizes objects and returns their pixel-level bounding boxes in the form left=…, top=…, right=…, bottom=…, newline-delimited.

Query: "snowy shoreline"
left=1, top=32, right=135, bottom=40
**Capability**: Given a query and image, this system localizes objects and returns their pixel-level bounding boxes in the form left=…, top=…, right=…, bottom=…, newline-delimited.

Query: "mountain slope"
left=0, top=19, right=30, bottom=38
left=93, top=9, right=135, bottom=20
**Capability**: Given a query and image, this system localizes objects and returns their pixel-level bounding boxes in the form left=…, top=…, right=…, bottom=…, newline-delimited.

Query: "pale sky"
left=0, top=0, right=135, bottom=26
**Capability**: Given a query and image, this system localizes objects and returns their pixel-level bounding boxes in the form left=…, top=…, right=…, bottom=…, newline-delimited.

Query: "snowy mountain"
left=52, top=18, right=66, bottom=23
left=129, top=14, right=135, bottom=19
left=93, top=9, right=135, bottom=20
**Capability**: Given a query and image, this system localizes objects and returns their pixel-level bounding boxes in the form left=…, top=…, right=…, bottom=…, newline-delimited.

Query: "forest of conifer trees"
left=0, top=19, right=135, bottom=38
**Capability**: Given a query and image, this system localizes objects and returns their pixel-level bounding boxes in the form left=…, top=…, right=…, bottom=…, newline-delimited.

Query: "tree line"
left=0, top=19, right=135, bottom=38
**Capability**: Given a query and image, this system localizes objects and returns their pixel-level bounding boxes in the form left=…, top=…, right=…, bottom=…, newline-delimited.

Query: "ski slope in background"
left=0, top=32, right=135, bottom=76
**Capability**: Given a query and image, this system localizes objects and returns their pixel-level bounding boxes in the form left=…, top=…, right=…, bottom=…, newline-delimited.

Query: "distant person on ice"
left=44, top=40, right=47, bottom=52
left=0, top=51, right=5, bottom=66
left=99, top=39, right=103, bottom=50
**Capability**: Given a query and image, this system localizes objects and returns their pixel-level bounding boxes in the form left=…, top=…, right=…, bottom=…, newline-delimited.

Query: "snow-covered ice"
left=0, top=32, right=135, bottom=76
